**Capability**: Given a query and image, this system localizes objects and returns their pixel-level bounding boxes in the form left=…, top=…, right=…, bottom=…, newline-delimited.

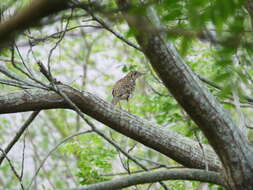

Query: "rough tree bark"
left=1, top=0, right=253, bottom=189
left=74, top=169, right=224, bottom=190
left=116, top=1, right=253, bottom=189
left=0, top=0, right=69, bottom=49
left=0, top=86, right=221, bottom=172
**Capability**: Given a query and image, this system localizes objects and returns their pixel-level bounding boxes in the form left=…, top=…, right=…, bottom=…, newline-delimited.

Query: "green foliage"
left=122, top=64, right=138, bottom=73
left=60, top=134, right=116, bottom=185
left=168, top=181, right=186, bottom=190
left=248, top=130, right=253, bottom=142
left=153, top=0, right=251, bottom=87
left=2, top=0, right=253, bottom=189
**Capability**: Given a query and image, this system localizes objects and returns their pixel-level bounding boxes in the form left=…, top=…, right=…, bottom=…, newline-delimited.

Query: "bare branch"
left=0, top=78, right=30, bottom=89
left=27, top=130, right=93, bottom=190
left=101, top=165, right=185, bottom=177
left=25, top=24, right=102, bottom=46
left=0, top=148, right=25, bottom=190
left=0, top=56, right=22, bottom=64
left=0, top=0, right=70, bottom=49
left=198, top=74, right=253, bottom=104
left=69, top=169, right=224, bottom=190
left=72, top=0, right=142, bottom=51
left=0, top=111, right=40, bottom=165
left=0, top=63, right=42, bottom=88
left=47, top=9, right=73, bottom=75
left=20, top=133, right=26, bottom=179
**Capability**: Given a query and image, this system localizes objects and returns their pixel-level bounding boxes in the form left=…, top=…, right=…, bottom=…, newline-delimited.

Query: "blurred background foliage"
left=1, top=0, right=253, bottom=189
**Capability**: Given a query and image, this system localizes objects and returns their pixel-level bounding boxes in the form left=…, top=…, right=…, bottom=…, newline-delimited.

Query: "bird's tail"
left=111, top=97, right=119, bottom=105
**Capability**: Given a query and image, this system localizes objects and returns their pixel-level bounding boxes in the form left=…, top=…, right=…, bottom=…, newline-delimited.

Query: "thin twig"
left=28, top=132, right=57, bottom=189
left=47, top=9, right=73, bottom=76
left=198, top=74, right=253, bottom=104
left=0, top=56, right=22, bottom=64
left=0, top=111, right=40, bottom=165
left=0, top=78, right=30, bottom=89
left=11, top=44, right=33, bottom=79
left=72, top=0, right=142, bottom=51
left=9, top=45, right=50, bottom=89
left=27, top=130, right=93, bottom=190
left=147, top=183, right=154, bottom=190
left=26, top=24, right=102, bottom=46
left=147, top=82, right=170, bottom=97
left=0, top=148, right=25, bottom=190
left=15, top=44, right=34, bottom=77
left=0, top=64, right=42, bottom=88
left=134, top=156, right=167, bottom=167
left=20, top=133, right=26, bottom=179
left=220, top=100, right=253, bottom=108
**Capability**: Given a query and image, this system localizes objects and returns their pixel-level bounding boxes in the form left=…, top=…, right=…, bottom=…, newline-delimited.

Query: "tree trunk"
left=116, top=1, right=253, bottom=189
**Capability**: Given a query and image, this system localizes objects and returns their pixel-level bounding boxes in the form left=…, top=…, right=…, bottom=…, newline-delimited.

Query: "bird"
left=111, top=70, right=144, bottom=111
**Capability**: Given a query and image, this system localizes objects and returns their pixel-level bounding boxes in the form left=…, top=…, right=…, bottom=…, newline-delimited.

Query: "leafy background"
left=1, top=0, right=253, bottom=189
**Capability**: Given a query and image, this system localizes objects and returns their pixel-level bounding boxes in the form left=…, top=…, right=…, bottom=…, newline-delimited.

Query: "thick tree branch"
left=0, top=0, right=69, bottom=49
left=0, top=86, right=221, bottom=171
left=70, top=169, right=224, bottom=190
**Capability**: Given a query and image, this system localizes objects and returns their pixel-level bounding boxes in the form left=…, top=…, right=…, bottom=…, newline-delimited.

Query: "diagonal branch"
left=0, top=148, right=25, bottom=190
left=0, top=111, right=40, bottom=165
left=0, top=63, right=43, bottom=88
left=0, top=86, right=221, bottom=171
left=27, top=130, right=93, bottom=190
left=0, top=0, right=69, bottom=49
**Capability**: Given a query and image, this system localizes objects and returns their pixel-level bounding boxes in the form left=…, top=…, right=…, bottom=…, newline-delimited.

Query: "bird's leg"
left=118, top=101, right=121, bottom=108
left=127, top=100, right=130, bottom=113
